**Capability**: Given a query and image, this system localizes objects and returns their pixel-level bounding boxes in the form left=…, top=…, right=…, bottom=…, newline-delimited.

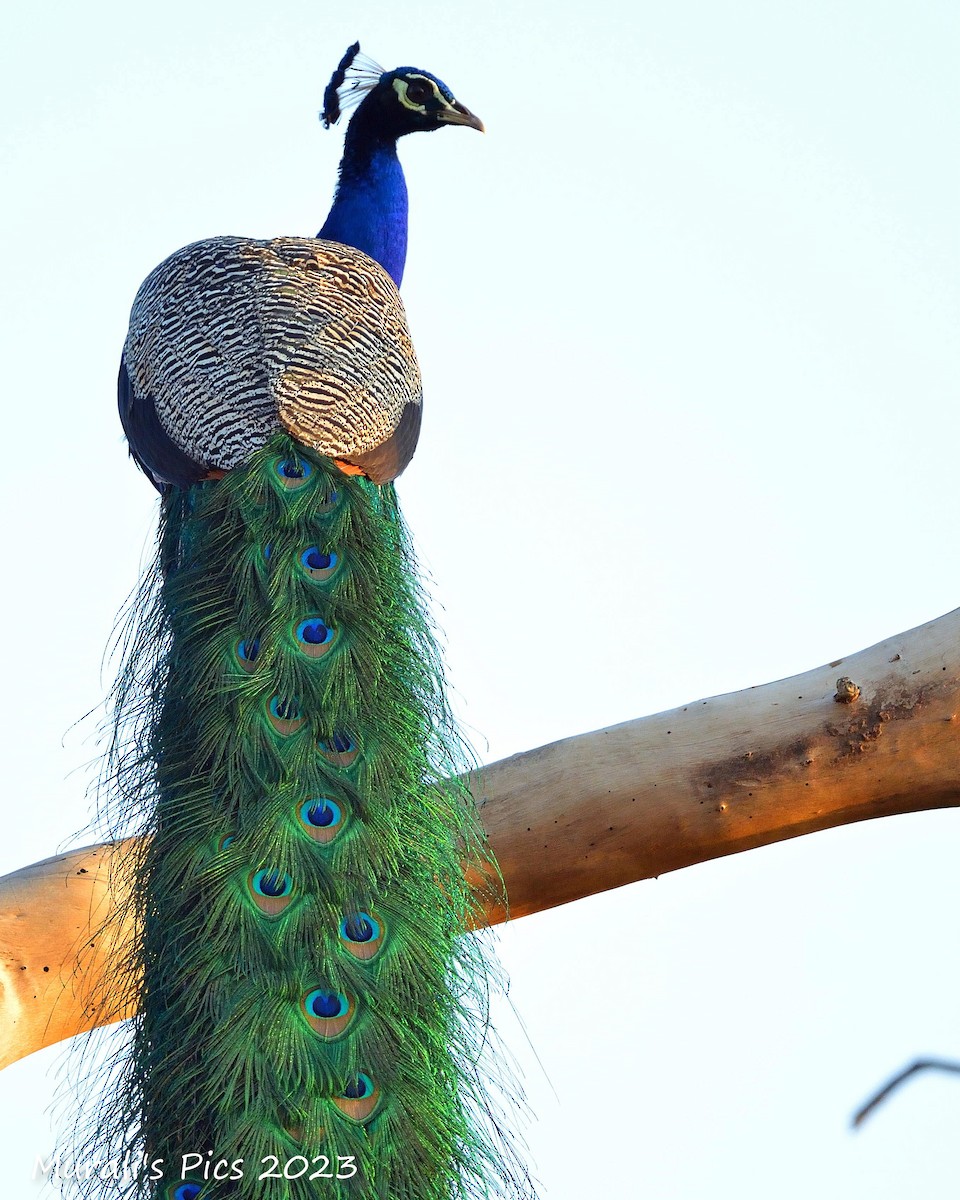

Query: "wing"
left=119, top=236, right=423, bottom=488
left=118, top=359, right=209, bottom=490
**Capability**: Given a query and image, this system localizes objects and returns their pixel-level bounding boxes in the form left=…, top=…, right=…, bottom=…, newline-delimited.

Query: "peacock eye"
left=307, top=989, right=349, bottom=1019
left=252, top=869, right=292, bottom=899
left=275, top=457, right=313, bottom=489
left=248, top=868, right=294, bottom=917
left=405, top=80, right=432, bottom=105
left=297, top=794, right=346, bottom=843
left=302, top=986, right=355, bottom=1038
left=332, top=1071, right=381, bottom=1121
left=343, top=1072, right=374, bottom=1099
left=340, top=912, right=381, bottom=947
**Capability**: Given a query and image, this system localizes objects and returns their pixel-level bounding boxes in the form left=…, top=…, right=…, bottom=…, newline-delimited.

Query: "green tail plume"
left=87, top=433, right=527, bottom=1199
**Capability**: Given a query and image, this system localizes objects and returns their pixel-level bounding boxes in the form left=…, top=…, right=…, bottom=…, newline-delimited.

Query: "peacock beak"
left=438, top=100, right=485, bottom=132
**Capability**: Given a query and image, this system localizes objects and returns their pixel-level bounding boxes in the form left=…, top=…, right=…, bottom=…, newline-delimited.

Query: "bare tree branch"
left=853, top=1059, right=960, bottom=1127
left=2, top=606, right=958, bottom=1070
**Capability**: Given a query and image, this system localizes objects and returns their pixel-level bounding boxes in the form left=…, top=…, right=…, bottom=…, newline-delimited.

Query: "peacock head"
left=322, top=42, right=483, bottom=139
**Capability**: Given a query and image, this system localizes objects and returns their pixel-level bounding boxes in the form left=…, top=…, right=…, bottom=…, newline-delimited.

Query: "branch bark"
left=2, top=606, right=958, bottom=1070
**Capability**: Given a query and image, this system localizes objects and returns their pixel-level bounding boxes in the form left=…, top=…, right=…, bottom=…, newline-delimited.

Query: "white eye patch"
left=392, top=75, right=440, bottom=113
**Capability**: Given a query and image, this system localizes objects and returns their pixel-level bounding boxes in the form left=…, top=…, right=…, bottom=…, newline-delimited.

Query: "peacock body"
left=120, top=236, right=423, bottom=487
left=92, top=44, right=529, bottom=1200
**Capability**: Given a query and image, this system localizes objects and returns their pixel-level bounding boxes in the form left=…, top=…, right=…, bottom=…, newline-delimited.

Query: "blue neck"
left=318, top=138, right=408, bottom=287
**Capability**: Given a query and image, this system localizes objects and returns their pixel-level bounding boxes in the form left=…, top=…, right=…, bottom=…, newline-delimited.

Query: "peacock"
left=86, top=43, right=531, bottom=1200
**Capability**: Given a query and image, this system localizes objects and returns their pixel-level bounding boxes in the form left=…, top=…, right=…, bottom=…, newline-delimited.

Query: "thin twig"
left=852, top=1059, right=960, bottom=1127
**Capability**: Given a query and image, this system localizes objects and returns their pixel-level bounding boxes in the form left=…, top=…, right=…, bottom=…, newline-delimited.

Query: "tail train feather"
left=78, top=435, right=527, bottom=1198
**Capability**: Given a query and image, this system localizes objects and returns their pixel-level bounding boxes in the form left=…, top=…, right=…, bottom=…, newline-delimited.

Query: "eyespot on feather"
left=168, top=1182, right=203, bottom=1200
left=249, top=869, right=294, bottom=916
left=295, top=617, right=336, bottom=658
left=274, top=457, right=314, bottom=490
left=332, top=1072, right=381, bottom=1122
left=303, top=988, right=355, bottom=1038
left=319, top=730, right=358, bottom=768
left=314, top=488, right=340, bottom=514
left=298, top=797, right=345, bottom=843
left=235, top=637, right=261, bottom=671
left=300, top=547, right=339, bottom=581
left=339, top=911, right=383, bottom=960
left=268, top=695, right=306, bottom=735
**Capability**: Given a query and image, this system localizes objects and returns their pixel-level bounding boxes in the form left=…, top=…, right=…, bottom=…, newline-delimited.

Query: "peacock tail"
left=92, top=435, right=509, bottom=1199
left=71, top=43, right=534, bottom=1200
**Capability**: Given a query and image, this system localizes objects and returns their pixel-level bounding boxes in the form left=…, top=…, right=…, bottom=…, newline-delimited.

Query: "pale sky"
left=2, top=2, right=960, bottom=1196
